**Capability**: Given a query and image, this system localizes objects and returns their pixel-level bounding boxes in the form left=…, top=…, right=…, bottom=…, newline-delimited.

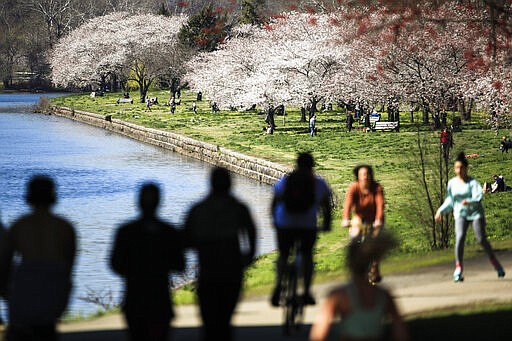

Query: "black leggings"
left=276, top=229, right=317, bottom=293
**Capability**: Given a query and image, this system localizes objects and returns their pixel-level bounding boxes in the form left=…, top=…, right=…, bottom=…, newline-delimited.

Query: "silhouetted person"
left=0, top=175, right=76, bottom=341
left=184, top=167, right=256, bottom=341
left=363, top=112, right=371, bottom=132
left=346, top=112, right=354, bottom=132
left=111, top=183, right=184, bottom=341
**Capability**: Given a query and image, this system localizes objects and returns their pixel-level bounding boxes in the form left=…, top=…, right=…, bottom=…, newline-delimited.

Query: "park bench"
left=359, top=115, right=380, bottom=125
left=372, top=121, right=399, bottom=132
left=116, top=98, right=133, bottom=104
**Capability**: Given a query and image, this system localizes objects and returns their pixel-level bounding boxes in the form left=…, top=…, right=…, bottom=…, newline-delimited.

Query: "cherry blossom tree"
left=339, top=1, right=512, bottom=126
left=333, top=2, right=511, bottom=128
left=185, top=3, right=511, bottom=128
left=50, top=12, right=186, bottom=102
left=369, top=7, right=486, bottom=115
left=185, top=12, right=352, bottom=114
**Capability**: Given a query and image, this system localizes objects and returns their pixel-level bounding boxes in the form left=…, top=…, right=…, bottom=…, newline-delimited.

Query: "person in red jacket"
left=342, top=165, right=385, bottom=283
left=440, top=128, right=452, bottom=159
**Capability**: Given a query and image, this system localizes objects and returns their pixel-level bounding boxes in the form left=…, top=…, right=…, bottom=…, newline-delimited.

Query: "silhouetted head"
left=210, top=167, right=231, bottom=194
left=26, top=175, right=56, bottom=208
left=139, top=183, right=160, bottom=216
left=296, top=152, right=314, bottom=171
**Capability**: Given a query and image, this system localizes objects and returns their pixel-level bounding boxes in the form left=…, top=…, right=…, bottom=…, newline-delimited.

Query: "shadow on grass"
left=60, top=309, right=512, bottom=340
left=407, top=308, right=512, bottom=340
left=61, top=325, right=309, bottom=341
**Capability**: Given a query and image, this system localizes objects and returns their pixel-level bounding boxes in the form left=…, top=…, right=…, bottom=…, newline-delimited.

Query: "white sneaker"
left=453, top=266, right=463, bottom=282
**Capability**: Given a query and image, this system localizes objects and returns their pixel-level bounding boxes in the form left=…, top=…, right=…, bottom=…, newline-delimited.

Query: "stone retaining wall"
left=51, top=106, right=291, bottom=184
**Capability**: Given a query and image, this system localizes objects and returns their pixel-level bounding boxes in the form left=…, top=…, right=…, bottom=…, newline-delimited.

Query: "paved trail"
left=45, top=249, right=512, bottom=340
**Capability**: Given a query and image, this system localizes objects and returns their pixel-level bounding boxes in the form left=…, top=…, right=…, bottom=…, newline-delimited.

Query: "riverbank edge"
left=50, top=105, right=292, bottom=184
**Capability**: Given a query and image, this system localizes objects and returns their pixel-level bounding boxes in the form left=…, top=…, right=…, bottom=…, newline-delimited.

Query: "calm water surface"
left=0, top=93, right=275, bottom=317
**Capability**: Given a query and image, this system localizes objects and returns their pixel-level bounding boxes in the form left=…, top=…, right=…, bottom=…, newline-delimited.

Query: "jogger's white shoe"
left=453, top=265, right=464, bottom=282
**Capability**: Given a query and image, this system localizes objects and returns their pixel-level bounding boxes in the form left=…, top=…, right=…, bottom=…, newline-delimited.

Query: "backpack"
left=283, top=171, right=316, bottom=213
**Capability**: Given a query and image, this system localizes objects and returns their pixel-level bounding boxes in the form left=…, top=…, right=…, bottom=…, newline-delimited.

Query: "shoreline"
left=50, top=105, right=292, bottom=184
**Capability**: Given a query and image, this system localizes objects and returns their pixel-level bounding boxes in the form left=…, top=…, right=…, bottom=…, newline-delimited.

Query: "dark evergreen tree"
left=239, top=0, right=265, bottom=25
left=178, top=3, right=231, bottom=51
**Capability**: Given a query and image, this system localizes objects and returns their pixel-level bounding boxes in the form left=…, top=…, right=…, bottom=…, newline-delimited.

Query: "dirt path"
left=55, top=249, right=512, bottom=340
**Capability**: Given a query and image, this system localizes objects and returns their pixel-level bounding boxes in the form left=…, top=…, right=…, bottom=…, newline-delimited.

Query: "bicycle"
left=278, top=241, right=305, bottom=335
left=348, top=221, right=381, bottom=285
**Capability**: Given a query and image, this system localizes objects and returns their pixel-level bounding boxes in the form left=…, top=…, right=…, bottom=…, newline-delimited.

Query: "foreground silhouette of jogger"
left=184, top=167, right=257, bottom=341
left=0, top=175, right=77, bottom=341
left=111, top=183, right=185, bottom=341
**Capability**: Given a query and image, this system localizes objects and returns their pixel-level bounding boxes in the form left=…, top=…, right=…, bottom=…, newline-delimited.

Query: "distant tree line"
left=0, top=0, right=279, bottom=90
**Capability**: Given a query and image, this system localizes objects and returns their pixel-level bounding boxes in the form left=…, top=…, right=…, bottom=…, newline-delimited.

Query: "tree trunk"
left=437, top=141, right=452, bottom=249
left=300, top=106, right=307, bottom=122
left=422, top=101, right=430, bottom=125
left=139, top=84, right=146, bottom=103
left=139, top=79, right=152, bottom=103
left=416, top=127, right=437, bottom=248
left=111, top=74, right=118, bottom=92
left=466, top=98, right=474, bottom=121
left=169, top=78, right=180, bottom=103
left=458, top=97, right=473, bottom=121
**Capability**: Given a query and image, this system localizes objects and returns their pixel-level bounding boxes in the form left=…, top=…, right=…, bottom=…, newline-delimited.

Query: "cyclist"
left=435, top=152, right=505, bottom=282
left=271, top=152, right=332, bottom=307
left=341, top=164, right=385, bottom=283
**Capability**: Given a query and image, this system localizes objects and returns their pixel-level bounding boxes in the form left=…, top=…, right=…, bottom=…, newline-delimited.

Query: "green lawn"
left=50, top=90, right=512, bottom=308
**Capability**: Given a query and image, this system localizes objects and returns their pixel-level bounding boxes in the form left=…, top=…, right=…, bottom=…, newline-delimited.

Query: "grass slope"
left=50, top=90, right=512, bottom=307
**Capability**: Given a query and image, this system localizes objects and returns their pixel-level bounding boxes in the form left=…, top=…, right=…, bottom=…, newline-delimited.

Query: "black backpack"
left=283, top=171, right=316, bottom=213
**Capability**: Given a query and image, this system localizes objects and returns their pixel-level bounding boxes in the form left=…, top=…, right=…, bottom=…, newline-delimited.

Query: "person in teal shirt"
left=435, top=152, right=505, bottom=282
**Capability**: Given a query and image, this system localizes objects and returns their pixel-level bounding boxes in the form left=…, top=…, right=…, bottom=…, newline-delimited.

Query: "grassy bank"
left=50, top=91, right=512, bottom=306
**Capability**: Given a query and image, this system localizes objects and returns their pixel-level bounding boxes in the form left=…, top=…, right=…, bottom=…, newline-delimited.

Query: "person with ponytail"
left=435, top=152, right=505, bottom=282
left=310, top=233, right=408, bottom=341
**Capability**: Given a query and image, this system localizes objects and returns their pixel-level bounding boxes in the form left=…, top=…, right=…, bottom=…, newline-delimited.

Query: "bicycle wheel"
left=283, top=265, right=298, bottom=335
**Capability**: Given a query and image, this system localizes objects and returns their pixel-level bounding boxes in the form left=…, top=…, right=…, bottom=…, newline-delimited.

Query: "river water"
left=0, top=93, right=275, bottom=317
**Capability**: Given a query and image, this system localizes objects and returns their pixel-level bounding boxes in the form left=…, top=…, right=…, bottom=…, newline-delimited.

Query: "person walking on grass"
left=309, top=114, right=317, bottom=136
left=435, top=152, right=505, bottom=282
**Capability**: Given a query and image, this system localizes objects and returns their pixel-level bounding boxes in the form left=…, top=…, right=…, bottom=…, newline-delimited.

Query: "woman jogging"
left=435, top=152, right=505, bottom=282
left=309, top=233, right=409, bottom=341
left=341, top=164, right=385, bottom=283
